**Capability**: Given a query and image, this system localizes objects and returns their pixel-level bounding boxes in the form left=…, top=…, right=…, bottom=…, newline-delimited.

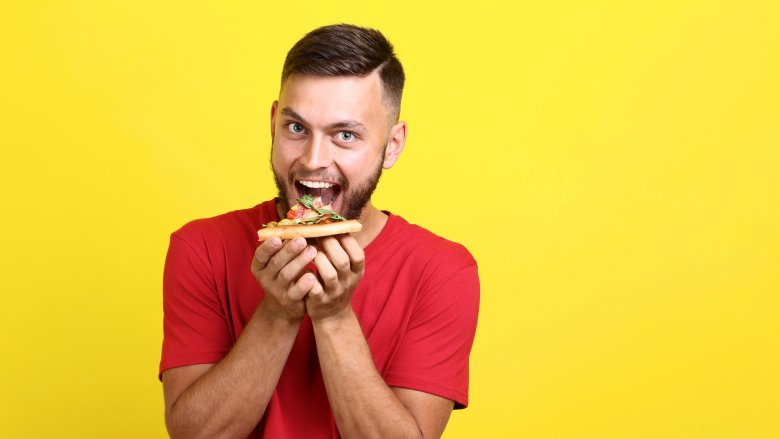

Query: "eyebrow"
left=281, top=107, right=366, bottom=132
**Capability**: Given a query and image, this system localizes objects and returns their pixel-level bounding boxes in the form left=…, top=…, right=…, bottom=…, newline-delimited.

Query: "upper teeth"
left=300, top=180, right=334, bottom=189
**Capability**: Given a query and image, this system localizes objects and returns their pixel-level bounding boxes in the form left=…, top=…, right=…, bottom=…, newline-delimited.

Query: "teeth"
left=299, top=180, right=334, bottom=189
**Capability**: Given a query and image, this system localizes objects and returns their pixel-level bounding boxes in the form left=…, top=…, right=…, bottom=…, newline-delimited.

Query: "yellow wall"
left=1, top=1, right=778, bottom=437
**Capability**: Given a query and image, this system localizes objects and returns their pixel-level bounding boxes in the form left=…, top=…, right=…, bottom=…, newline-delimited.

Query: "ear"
left=270, top=100, right=279, bottom=143
left=383, top=120, right=407, bottom=169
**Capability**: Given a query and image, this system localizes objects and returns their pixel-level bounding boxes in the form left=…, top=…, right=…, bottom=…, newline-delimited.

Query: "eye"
left=286, top=122, right=305, bottom=134
left=336, top=131, right=356, bottom=142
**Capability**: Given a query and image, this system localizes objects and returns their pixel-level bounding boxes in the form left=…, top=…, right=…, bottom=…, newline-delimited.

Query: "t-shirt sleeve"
left=159, top=231, right=233, bottom=379
left=384, top=247, right=480, bottom=409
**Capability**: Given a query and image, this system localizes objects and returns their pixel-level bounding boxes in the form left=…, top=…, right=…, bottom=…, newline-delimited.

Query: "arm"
left=164, top=303, right=300, bottom=439
left=306, top=235, right=455, bottom=438
left=312, top=310, right=454, bottom=438
left=163, top=237, right=318, bottom=439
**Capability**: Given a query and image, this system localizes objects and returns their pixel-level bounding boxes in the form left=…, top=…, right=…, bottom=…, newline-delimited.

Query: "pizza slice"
left=257, top=195, right=362, bottom=240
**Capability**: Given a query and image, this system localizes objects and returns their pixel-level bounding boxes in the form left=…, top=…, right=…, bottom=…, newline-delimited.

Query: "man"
left=160, top=24, right=479, bottom=439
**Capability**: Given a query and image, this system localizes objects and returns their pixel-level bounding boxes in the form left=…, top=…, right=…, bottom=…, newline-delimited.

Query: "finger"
left=252, top=237, right=283, bottom=271
left=288, top=271, right=317, bottom=301
left=337, top=234, right=365, bottom=274
left=265, top=237, right=308, bottom=277
left=317, top=236, right=350, bottom=274
left=312, top=251, right=339, bottom=291
left=277, top=245, right=317, bottom=284
left=306, top=276, right=326, bottom=304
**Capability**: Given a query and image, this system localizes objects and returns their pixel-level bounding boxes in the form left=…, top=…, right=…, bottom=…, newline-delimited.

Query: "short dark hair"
left=282, top=24, right=405, bottom=121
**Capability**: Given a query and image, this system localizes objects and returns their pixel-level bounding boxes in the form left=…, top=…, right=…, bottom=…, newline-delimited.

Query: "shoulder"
left=377, top=213, right=477, bottom=270
left=379, top=214, right=480, bottom=336
left=171, top=200, right=277, bottom=248
left=367, top=213, right=478, bottom=298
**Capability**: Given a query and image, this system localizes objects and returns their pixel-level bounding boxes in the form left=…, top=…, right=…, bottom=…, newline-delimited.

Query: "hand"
left=251, top=237, right=318, bottom=320
left=306, top=234, right=365, bottom=322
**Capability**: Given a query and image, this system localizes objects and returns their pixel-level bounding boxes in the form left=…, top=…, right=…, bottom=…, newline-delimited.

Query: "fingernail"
left=305, top=246, right=316, bottom=257
left=269, top=237, right=281, bottom=248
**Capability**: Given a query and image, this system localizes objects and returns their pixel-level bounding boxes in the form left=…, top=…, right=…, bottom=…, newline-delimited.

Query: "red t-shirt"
left=160, top=200, right=479, bottom=438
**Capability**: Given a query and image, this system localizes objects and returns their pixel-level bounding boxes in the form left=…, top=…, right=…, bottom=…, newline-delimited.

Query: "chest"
left=219, top=246, right=427, bottom=371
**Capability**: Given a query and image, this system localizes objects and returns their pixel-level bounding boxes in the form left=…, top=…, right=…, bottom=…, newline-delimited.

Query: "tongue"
left=302, top=186, right=338, bottom=205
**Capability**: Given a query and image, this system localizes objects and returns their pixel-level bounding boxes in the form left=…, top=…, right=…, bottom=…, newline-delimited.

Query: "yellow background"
left=1, top=1, right=778, bottom=437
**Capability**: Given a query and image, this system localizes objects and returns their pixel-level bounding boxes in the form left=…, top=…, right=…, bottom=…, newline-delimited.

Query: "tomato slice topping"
left=287, top=206, right=305, bottom=220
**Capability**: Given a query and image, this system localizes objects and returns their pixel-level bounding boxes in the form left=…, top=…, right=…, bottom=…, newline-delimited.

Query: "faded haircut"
left=281, top=24, right=405, bottom=122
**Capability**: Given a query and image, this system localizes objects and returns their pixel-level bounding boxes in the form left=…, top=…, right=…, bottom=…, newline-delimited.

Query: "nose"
left=300, top=133, right=332, bottom=170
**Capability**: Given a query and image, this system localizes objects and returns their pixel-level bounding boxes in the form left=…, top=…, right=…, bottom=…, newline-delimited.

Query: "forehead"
left=278, top=73, right=387, bottom=125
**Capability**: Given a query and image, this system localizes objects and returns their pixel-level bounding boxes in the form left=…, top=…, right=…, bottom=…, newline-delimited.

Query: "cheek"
left=340, top=150, right=379, bottom=178
left=334, top=150, right=362, bottom=169
left=271, top=141, right=294, bottom=166
left=271, top=149, right=290, bottom=179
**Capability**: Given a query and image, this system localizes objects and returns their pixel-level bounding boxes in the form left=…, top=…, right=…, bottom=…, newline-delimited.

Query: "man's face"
left=270, top=72, right=397, bottom=220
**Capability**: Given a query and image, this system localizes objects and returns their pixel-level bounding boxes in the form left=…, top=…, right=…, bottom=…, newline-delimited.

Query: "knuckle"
left=268, top=256, right=283, bottom=271
left=252, top=258, right=266, bottom=272
left=310, top=282, right=324, bottom=296
left=288, top=286, right=304, bottom=301
left=257, top=266, right=271, bottom=278
left=277, top=268, right=293, bottom=283
left=320, top=270, right=337, bottom=284
left=333, top=257, right=350, bottom=271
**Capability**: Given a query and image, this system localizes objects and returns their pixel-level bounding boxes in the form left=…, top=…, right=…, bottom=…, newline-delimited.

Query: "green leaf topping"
left=297, top=194, right=315, bottom=208
left=290, top=195, right=347, bottom=223
left=314, top=206, right=346, bottom=221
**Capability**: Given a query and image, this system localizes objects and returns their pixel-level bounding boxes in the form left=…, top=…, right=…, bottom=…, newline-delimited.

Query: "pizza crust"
left=257, top=219, right=362, bottom=240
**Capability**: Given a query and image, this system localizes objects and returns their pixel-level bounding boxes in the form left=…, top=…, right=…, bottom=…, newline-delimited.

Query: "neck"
left=353, top=201, right=388, bottom=248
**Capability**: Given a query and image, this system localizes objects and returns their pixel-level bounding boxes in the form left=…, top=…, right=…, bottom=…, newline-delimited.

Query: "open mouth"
left=295, top=180, right=342, bottom=205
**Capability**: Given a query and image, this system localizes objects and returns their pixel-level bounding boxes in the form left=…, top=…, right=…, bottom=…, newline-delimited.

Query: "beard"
left=273, top=146, right=385, bottom=220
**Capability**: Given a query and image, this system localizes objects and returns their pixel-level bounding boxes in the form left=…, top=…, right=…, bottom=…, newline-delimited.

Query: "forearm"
left=167, top=301, right=301, bottom=439
left=312, top=309, right=422, bottom=439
